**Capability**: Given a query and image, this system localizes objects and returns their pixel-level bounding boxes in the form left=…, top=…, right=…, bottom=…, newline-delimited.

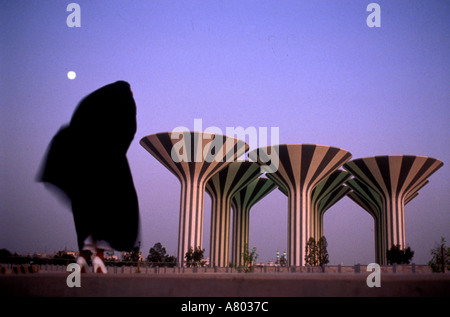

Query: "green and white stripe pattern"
left=346, top=178, right=384, bottom=264
left=344, top=155, right=443, bottom=263
left=310, top=170, right=352, bottom=241
left=316, top=184, right=351, bottom=240
left=230, top=177, right=277, bottom=267
left=140, top=131, right=249, bottom=266
left=347, top=176, right=430, bottom=264
left=206, top=161, right=261, bottom=267
left=278, top=170, right=352, bottom=241
left=249, top=144, right=352, bottom=266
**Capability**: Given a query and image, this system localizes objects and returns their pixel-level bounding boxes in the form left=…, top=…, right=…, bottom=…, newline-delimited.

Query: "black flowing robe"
left=38, top=81, right=140, bottom=251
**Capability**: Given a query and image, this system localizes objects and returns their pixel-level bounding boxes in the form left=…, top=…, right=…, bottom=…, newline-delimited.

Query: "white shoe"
left=93, top=256, right=107, bottom=274
left=76, top=256, right=90, bottom=273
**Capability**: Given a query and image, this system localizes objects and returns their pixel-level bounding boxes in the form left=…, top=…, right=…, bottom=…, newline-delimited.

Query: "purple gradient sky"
left=1, top=1, right=449, bottom=265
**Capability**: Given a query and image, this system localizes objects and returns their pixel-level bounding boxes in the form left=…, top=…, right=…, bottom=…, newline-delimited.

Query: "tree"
left=147, top=242, right=166, bottom=264
left=279, top=252, right=287, bottom=267
left=122, top=241, right=141, bottom=263
left=164, top=255, right=177, bottom=267
left=147, top=242, right=176, bottom=267
left=386, top=244, right=414, bottom=264
left=0, top=248, right=12, bottom=258
left=185, top=246, right=205, bottom=267
left=317, top=236, right=329, bottom=266
left=120, top=241, right=142, bottom=272
left=428, top=237, right=450, bottom=273
left=305, top=236, right=329, bottom=266
left=242, top=243, right=258, bottom=273
left=305, top=237, right=318, bottom=266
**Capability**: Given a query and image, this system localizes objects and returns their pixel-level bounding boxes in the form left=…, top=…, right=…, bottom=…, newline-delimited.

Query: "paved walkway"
left=2, top=272, right=449, bottom=297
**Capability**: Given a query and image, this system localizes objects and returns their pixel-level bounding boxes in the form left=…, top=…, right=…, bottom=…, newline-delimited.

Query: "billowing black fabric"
left=38, top=81, right=140, bottom=251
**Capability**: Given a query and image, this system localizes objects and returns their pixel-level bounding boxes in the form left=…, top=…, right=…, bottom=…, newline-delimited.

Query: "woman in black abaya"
left=38, top=81, right=140, bottom=273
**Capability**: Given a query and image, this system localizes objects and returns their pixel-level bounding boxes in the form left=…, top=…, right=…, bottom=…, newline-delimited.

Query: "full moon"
left=67, top=71, right=76, bottom=80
